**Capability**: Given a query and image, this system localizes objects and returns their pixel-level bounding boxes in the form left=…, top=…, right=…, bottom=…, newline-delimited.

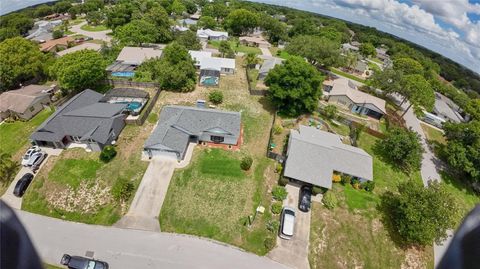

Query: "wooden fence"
left=125, top=88, right=162, bottom=126
left=106, top=79, right=159, bottom=88
left=245, top=68, right=268, bottom=96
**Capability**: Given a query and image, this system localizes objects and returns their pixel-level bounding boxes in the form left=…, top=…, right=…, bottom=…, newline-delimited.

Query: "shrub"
left=275, top=163, right=283, bottom=173
left=322, top=191, right=337, bottom=210
left=362, top=181, right=375, bottom=192
left=351, top=178, right=361, bottom=189
left=52, top=29, right=64, bottom=39
left=240, top=155, right=253, bottom=170
left=323, top=104, right=337, bottom=119
left=271, top=202, right=283, bottom=214
left=264, top=236, right=276, bottom=250
left=278, top=176, right=289, bottom=186
left=147, top=112, right=158, bottom=124
left=312, top=186, right=327, bottom=195
left=266, top=220, right=280, bottom=232
left=340, top=174, right=351, bottom=185
left=111, top=178, right=134, bottom=201
left=272, top=185, right=288, bottom=201
left=99, top=145, right=117, bottom=163
left=208, top=90, right=223, bottom=105
left=273, top=124, right=283, bottom=135
left=332, top=173, right=341, bottom=183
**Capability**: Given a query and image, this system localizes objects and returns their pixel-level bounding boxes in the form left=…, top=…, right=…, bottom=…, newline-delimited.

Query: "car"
left=26, top=151, right=45, bottom=167
left=298, top=185, right=312, bottom=212
left=60, top=254, right=109, bottom=269
left=13, top=173, right=34, bottom=197
left=31, top=152, right=48, bottom=172
left=21, top=146, right=40, bottom=166
left=279, top=206, right=296, bottom=240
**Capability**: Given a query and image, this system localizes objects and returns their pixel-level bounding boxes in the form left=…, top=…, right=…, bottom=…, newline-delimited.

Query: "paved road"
left=70, top=21, right=112, bottom=42
left=12, top=209, right=289, bottom=269
left=115, top=157, right=176, bottom=232
left=268, top=183, right=310, bottom=269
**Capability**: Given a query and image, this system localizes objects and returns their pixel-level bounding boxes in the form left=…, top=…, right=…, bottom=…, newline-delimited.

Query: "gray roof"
left=354, top=60, right=368, bottom=72
left=284, top=126, right=373, bottom=189
left=145, top=105, right=241, bottom=157
left=30, top=89, right=126, bottom=144
left=259, top=57, right=284, bottom=75
left=433, top=92, right=464, bottom=123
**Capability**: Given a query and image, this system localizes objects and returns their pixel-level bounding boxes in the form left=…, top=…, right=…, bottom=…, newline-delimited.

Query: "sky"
left=1, top=0, right=479, bottom=73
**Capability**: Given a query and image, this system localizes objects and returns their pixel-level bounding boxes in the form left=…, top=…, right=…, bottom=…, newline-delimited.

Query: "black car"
left=61, top=254, right=109, bottom=269
left=298, top=185, right=312, bottom=212
left=13, top=173, right=34, bottom=197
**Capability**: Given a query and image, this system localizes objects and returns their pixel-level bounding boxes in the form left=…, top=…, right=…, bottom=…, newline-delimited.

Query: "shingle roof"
left=284, top=126, right=373, bottom=189
left=56, top=43, right=102, bottom=56
left=196, top=29, right=228, bottom=38
left=433, top=92, right=464, bottom=123
left=116, top=47, right=163, bottom=65
left=329, top=78, right=387, bottom=114
left=0, top=85, right=52, bottom=114
left=40, top=36, right=74, bottom=52
left=239, top=36, right=271, bottom=46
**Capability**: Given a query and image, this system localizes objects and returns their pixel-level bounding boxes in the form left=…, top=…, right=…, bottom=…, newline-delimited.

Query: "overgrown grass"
left=0, top=108, right=54, bottom=156
left=420, top=122, right=446, bottom=144
left=208, top=40, right=262, bottom=55
left=80, top=24, right=109, bottom=32
left=329, top=67, right=366, bottom=83
left=440, top=171, right=480, bottom=224
left=48, top=159, right=103, bottom=189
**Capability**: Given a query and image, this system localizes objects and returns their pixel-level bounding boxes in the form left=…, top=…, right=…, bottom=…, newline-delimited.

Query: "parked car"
left=31, top=152, right=48, bottom=172
left=13, top=173, right=34, bottom=197
left=26, top=152, right=45, bottom=167
left=60, top=254, right=109, bottom=269
left=298, top=185, right=312, bottom=212
left=21, top=146, right=41, bottom=166
left=279, top=206, right=296, bottom=240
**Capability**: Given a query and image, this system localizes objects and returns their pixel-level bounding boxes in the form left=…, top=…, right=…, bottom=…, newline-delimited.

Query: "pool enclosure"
left=100, top=88, right=149, bottom=116
left=199, top=69, right=220, bottom=86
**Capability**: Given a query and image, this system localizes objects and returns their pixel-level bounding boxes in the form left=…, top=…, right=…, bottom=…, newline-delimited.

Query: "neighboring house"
left=431, top=92, right=465, bottom=123
left=375, top=47, right=390, bottom=62
left=56, top=42, right=102, bottom=56
left=284, top=126, right=373, bottom=189
left=239, top=36, right=271, bottom=48
left=30, top=89, right=127, bottom=151
left=173, top=25, right=189, bottom=32
left=190, top=13, right=201, bottom=20
left=258, top=57, right=284, bottom=80
left=106, top=46, right=164, bottom=77
left=326, top=78, right=386, bottom=119
left=144, top=105, right=241, bottom=160
left=352, top=60, right=369, bottom=77
left=178, top=18, right=197, bottom=26
left=26, top=20, right=62, bottom=42
left=197, top=29, right=229, bottom=41
left=351, top=41, right=361, bottom=47
left=189, top=50, right=236, bottom=74
left=40, top=36, right=74, bottom=52
left=0, top=85, right=53, bottom=121
left=199, top=69, right=220, bottom=86
left=341, top=43, right=359, bottom=52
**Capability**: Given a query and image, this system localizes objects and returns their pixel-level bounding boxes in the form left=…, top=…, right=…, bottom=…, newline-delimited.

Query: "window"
left=211, top=135, right=224, bottom=143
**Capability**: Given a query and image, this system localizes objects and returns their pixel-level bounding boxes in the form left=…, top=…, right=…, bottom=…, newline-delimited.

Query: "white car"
left=26, top=151, right=45, bottom=167
left=279, top=206, right=296, bottom=240
left=21, top=146, right=41, bottom=166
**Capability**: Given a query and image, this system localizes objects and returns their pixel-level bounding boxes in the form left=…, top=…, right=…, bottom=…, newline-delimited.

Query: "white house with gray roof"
left=144, top=105, right=241, bottom=160
left=284, top=126, right=373, bottom=189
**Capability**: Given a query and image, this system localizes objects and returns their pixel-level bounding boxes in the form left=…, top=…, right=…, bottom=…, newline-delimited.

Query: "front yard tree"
left=198, top=16, right=216, bottom=29
left=170, top=0, right=186, bottom=16
left=400, top=74, right=435, bottom=116
left=359, top=42, right=376, bottom=57
left=260, top=15, right=287, bottom=44
left=218, top=41, right=234, bottom=58
left=376, top=127, right=423, bottom=172
left=394, top=57, right=424, bottom=75
left=175, top=30, right=201, bottom=50
left=382, top=180, right=458, bottom=246
left=224, top=9, right=259, bottom=36
left=266, top=56, right=324, bottom=116
left=144, top=7, right=173, bottom=43
left=114, top=19, right=159, bottom=46
left=50, top=50, right=107, bottom=93
left=286, top=35, right=341, bottom=68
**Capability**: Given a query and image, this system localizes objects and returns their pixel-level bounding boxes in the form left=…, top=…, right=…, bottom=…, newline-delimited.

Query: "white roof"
left=189, top=50, right=212, bottom=61
left=189, top=50, right=235, bottom=71
left=329, top=78, right=387, bottom=114
left=196, top=29, right=228, bottom=38
left=116, top=47, right=163, bottom=65
left=56, top=43, right=102, bottom=56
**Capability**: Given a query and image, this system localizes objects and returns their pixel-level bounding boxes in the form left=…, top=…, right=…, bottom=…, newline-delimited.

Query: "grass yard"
left=329, top=67, right=367, bottom=83
left=0, top=108, right=54, bottom=157
left=80, top=24, right=109, bottom=32
left=208, top=40, right=262, bottom=55
left=275, top=49, right=293, bottom=60
left=420, top=122, right=446, bottom=144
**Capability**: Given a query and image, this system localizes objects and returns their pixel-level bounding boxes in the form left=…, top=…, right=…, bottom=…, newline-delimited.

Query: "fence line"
left=245, top=68, right=268, bottom=96
left=106, top=79, right=159, bottom=88
left=125, top=88, right=161, bottom=126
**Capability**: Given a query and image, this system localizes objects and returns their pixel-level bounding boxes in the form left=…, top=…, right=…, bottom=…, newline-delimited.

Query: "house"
left=326, top=78, right=386, bottom=119
left=189, top=50, right=236, bottom=74
left=284, top=126, right=373, bottom=189
left=178, top=18, right=197, bottom=26
left=341, top=43, right=359, bottom=52
left=258, top=57, right=284, bottom=80
left=30, top=90, right=127, bottom=151
left=26, top=20, right=62, bottom=42
left=199, top=69, right=220, bottom=86
left=375, top=47, right=390, bottom=62
left=56, top=42, right=102, bottom=56
left=144, top=105, right=241, bottom=160
left=0, top=85, right=53, bottom=121
left=351, top=41, right=361, bottom=47
left=239, top=36, right=271, bottom=48
left=190, top=13, right=201, bottom=20
left=39, top=36, right=74, bottom=52
left=196, top=29, right=229, bottom=41
left=431, top=92, right=465, bottom=123
left=106, top=46, right=164, bottom=77
left=352, top=60, right=369, bottom=77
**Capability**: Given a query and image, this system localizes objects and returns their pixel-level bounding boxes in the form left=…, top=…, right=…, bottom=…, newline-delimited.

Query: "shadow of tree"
left=372, top=139, right=413, bottom=176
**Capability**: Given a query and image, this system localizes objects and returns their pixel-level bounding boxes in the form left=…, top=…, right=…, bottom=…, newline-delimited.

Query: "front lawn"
left=329, top=67, right=366, bottom=83
left=208, top=40, right=261, bottom=55
left=420, top=122, right=446, bottom=144
left=80, top=24, right=109, bottom=32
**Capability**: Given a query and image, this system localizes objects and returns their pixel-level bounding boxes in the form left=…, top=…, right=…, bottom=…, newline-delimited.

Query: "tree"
left=209, top=90, right=223, bottom=104
left=0, top=27, right=19, bottom=42
left=266, top=56, right=324, bottom=116
left=323, top=105, right=337, bottom=119
left=400, top=74, right=435, bottom=116
left=244, top=52, right=259, bottom=68
left=375, top=127, right=423, bottom=172
left=382, top=180, right=458, bottom=246
left=286, top=35, right=341, bottom=68
left=170, top=0, right=186, bottom=16
left=53, top=1, right=72, bottom=13
left=198, top=16, right=216, bottom=29
left=144, top=7, right=173, bottom=43
left=0, top=37, right=47, bottom=91
left=86, top=11, right=104, bottom=26
left=105, top=3, right=134, bottom=29
left=218, top=41, right=234, bottom=58
left=359, top=42, right=376, bottom=57
left=99, top=145, right=117, bottom=163
left=35, top=4, right=54, bottom=18
left=240, top=155, right=253, bottom=170
left=82, top=0, right=104, bottom=13
left=344, top=51, right=358, bottom=70
left=201, top=3, right=230, bottom=21
left=175, top=30, right=201, bottom=50
left=0, top=13, right=34, bottom=35
left=288, top=18, right=318, bottom=37
left=394, top=57, right=424, bottom=75
left=370, top=67, right=404, bottom=96
left=465, top=99, right=480, bottom=120
left=260, top=15, right=287, bottom=44
left=182, top=0, right=197, bottom=14
left=52, top=30, right=64, bottom=39
left=50, top=50, right=106, bottom=93
left=224, top=9, right=259, bottom=36
left=0, top=152, right=19, bottom=186
left=114, top=20, right=159, bottom=46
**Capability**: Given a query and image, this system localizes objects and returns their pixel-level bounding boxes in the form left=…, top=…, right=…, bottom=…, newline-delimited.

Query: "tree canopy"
left=114, top=19, right=160, bottom=46
left=359, top=43, right=376, bottom=57
left=266, top=56, right=324, bottom=116
left=198, top=16, right=217, bottom=29
left=175, top=30, right=201, bottom=50
left=286, top=35, right=341, bottom=68
left=394, top=57, right=424, bottom=75
left=224, top=9, right=259, bottom=36
left=401, top=74, right=435, bottom=115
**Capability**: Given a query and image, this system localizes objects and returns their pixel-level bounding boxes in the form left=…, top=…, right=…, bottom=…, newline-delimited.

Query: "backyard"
left=329, top=67, right=367, bottom=83
left=208, top=40, right=261, bottom=55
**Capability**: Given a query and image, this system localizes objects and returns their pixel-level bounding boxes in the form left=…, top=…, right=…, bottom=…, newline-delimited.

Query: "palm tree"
left=244, top=52, right=259, bottom=69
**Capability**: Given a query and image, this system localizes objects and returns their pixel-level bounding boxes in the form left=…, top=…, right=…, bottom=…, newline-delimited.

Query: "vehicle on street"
left=60, top=254, right=109, bottom=269
left=279, top=206, right=296, bottom=240
left=31, top=152, right=48, bottom=172
left=298, top=185, right=312, bottom=212
left=13, top=173, right=34, bottom=197
left=21, top=146, right=40, bottom=166
left=26, top=151, right=46, bottom=167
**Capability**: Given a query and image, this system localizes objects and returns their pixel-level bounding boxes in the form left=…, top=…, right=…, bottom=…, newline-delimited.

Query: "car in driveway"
left=279, top=206, right=296, bottom=240
left=31, top=152, right=48, bottom=172
left=21, top=146, right=41, bottom=166
left=60, top=254, right=109, bottom=269
left=13, top=173, right=34, bottom=197
left=26, top=151, right=46, bottom=168
left=298, top=185, right=312, bottom=212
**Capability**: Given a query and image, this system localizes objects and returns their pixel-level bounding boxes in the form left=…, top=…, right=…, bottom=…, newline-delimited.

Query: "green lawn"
left=275, top=50, right=293, bottom=60
left=208, top=40, right=262, bottom=55
left=329, top=67, right=366, bottom=83
left=420, top=122, right=446, bottom=144
left=247, top=68, right=259, bottom=88
left=0, top=108, right=54, bottom=156
left=370, top=57, right=383, bottom=64
left=80, top=24, right=109, bottom=32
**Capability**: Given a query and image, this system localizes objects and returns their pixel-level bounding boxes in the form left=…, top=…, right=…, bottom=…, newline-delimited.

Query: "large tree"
left=260, top=15, right=287, bottom=44
left=266, top=56, right=324, bottom=116
left=197, top=16, right=216, bottom=29
left=286, top=35, right=341, bottom=68
left=394, top=57, right=424, bottom=75
left=382, top=180, right=458, bottom=246
left=144, top=7, right=173, bottom=43
left=359, top=42, right=376, bottom=57
left=400, top=74, right=435, bottom=116
left=50, top=50, right=106, bottom=93
left=224, top=9, right=259, bottom=36
left=465, top=99, right=480, bottom=120
left=114, top=19, right=159, bottom=46
left=175, top=30, right=201, bottom=50
left=0, top=37, right=47, bottom=91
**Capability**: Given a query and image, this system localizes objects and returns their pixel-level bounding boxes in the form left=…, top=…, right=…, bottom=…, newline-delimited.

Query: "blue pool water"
left=111, top=71, right=135, bottom=77
left=201, top=76, right=219, bottom=86
left=126, top=102, right=142, bottom=110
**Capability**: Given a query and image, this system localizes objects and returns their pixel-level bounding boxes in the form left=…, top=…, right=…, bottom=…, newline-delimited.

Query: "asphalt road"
left=70, top=21, right=112, bottom=42
left=14, top=209, right=289, bottom=269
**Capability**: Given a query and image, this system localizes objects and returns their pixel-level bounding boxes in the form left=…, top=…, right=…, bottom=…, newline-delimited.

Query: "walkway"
left=260, top=47, right=272, bottom=57
left=13, top=209, right=289, bottom=269
left=69, top=22, right=112, bottom=42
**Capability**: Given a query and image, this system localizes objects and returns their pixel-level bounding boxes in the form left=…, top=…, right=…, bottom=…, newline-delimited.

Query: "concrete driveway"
left=70, top=21, right=112, bottom=42
left=268, top=183, right=310, bottom=269
left=260, top=47, right=272, bottom=56
left=115, top=156, right=176, bottom=232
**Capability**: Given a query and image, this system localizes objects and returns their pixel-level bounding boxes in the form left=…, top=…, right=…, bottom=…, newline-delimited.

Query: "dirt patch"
left=402, top=247, right=429, bottom=269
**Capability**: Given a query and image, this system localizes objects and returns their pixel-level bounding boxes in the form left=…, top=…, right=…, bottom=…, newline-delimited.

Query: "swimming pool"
left=112, top=101, right=144, bottom=115
left=126, top=101, right=142, bottom=110
left=111, top=71, right=135, bottom=78
left=201, top=76, right=219, bottom=86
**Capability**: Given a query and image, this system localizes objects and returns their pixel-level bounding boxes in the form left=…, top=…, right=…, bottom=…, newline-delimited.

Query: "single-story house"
left=0, top=85, right=54, bottom=121
left=40, top=36, right=74, bottom=52
left=30, top=89, right=127, bottom=151
left=431, top=92, right=464, bottom=123
left=258, top=57, right=284, bottom=80
left=375, top=47, right=390, bottom=62
left=189, top=50, right=236, bottom=74
left=144, top=105, right=241, bottom=160
left=99, top=88, right=149, bottom=116
left=341, top=43, right=359, bottom=52
left=351, top=41, right=361, bottom=47
left=196, top=29, right=229, bottom=41
left=106, top=46, right=163, bottom=77
left=352, top=60, right=369, bottom=76
left=326, top=78, right=386, bottom=119
left=190, top=13, right=201, bottom=20
left=56, top=42, right=102, bottom=57
left=284, top=126, right=373, bottom=189
left=239, top=36, right=271, bottom=48
left=199, top=69, right=220, bottom=86
left=178, top=18, right=197, bottom=26
left=26, top=20, right=62, bottom=42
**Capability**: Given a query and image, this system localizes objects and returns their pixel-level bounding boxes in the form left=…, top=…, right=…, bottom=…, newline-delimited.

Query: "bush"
left=362, top=181, right=375, bottom=192
left=240, top=155, right=253, bottom=170
left=271, top=202, right=283, bottom=214
left=275, top=163, right=283, bottom=173
left=278, top=176, right=289, bottom=186
left=147, top=112, right=158, bottom=124
left=208, top=90, right=223, bottom=105
left=312, top=186, right=327, bottom=195
left=99, top=145, right=117, bottom=163
left=340, top=174, right=351, bottom=185
left=332, top=173, right=341, bottom=183
left=266, top=220, right=280, bottom=232
left=323, top=104, right=338, bottom=119
left=52, top=29, right=64, bottom=39
left=111, top=178, right=134, bottom=201
left=264, top=236, right=276, bottom=250
left=272, top=185, right=288, bottom=201
left=351, top=178, right=361, bottom=189
left=273, top=124, right=283, bottom=135
left=322, top=191, right=337, bottom=210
